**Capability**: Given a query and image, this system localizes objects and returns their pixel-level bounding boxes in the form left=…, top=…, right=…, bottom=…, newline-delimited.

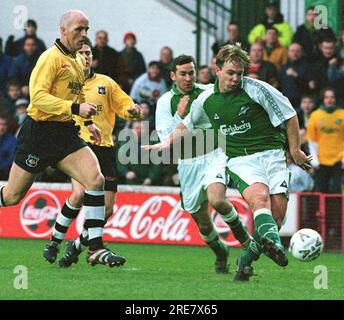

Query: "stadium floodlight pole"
left=196, top=0, right=201, bottom=67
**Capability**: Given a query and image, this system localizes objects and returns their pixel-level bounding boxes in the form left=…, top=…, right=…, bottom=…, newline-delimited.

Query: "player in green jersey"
left=145, top=44, right=312, bottom=281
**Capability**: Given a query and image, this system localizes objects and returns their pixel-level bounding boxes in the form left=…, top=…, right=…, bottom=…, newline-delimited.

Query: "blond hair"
left=216, top=43, right=250, bottom=69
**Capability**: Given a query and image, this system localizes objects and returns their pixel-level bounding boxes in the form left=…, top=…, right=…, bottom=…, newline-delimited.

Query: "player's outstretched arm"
left=142, top=122, right=188, bottom=151
left=285, top=115, right=312, bottom=170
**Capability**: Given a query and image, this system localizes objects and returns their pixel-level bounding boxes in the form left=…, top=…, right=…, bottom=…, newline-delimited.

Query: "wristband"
left=71, top=103, right=80, bottom=115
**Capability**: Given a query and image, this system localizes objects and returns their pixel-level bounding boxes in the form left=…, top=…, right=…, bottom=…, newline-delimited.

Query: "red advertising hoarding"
left=0, top=188, right=253, bottom=247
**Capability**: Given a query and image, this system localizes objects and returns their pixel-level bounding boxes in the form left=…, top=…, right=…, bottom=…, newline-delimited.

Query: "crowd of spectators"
left=0, top=2, right=343, bottom=193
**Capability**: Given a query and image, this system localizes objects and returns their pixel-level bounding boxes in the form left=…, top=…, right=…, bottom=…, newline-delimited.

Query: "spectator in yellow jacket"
left=248, top=1, right=293, bottom=48
left=307, top=87, right=344, bottom=193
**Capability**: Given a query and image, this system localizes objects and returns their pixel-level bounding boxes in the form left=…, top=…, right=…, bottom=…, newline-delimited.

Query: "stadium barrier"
left=0, top=182, right=342, bottom=251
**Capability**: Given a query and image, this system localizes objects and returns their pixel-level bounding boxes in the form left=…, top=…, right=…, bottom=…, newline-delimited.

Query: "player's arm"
left=285, top=116, right=312, bottom=170
left=245, top=78, right=311, bottom=169
left=144, top=95, right=210, bottom=150
left=30, top=53, right=96, bottom=118
left=155, top=94, right=187, bottom=143
left=111, top=80, right=142, bottom=120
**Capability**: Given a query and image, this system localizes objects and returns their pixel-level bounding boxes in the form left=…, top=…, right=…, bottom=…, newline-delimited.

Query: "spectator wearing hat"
left=92, top=30, right=130, bottom=92
left=14, top=98, right=28, bottom=127
left=0, top=37, right=12, bottom=96
left=130, top=61, right=167, bottom=109
left=248, top=0, right=293, bottom=48
left=0, top=115, right=16, bottom=180
left=5, top=19, right=46, bottom=57
left=120, top=32, right=146, bottom=92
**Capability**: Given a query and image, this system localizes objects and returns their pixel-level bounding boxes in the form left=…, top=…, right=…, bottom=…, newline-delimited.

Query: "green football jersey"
left=183, top=77, right=297, bottom=158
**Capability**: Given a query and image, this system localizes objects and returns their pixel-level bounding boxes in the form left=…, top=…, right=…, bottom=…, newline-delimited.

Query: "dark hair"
left=320, top=87, right=336, bottom=101
left=228, top=21, right=239, bottom=27
left=306, top=6, right=316, bottom=12
left=300, top=94, right=314, bottom=101
left=148, top=61, right=160, bottom=68
left=171, top=55, right=196, bottom=72
left=6, top=79, right=21, bottom=89
left=26, top=19, right=37, bottom=29
left=84, top=37, right=93, bottom=49
left=266, top=26, right=279, bottom=34
left=23, top=35, right=37, bottom=44
left=199, top=65, right=210, bottom=70
left=319, top=37, right=336, bottom=44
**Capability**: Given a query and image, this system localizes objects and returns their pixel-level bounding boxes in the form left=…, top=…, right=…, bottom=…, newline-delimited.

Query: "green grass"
left=0, top=239, right=343, bottom=300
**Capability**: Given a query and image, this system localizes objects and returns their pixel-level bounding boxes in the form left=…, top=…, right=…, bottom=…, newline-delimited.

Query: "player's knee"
left=87, top=173, right=105, bottom=191
left=252, top=192, right=270, bottom=210
left=209, top=199, right=226, bottom=212
left=69, top=190, right=84, bottom=208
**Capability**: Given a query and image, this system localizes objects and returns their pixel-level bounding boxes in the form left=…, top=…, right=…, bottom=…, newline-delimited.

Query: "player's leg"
left=57, top=147, right=125, bottom=267
left=192, top=201, right=229, bottom=274
left=0, top=163, right=37, bottom=207
left=207, top=183, right=251, bottom=248
left=270, top=194, right=288, bottom=229
left=45, top=179, right=84, bottom=264
left=243, top=183, right=288, bottom=267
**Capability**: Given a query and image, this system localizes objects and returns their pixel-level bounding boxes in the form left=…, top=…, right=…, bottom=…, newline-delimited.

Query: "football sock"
left=241, top=233, right=263, bottom=265
left=254, top=208, right=282, bottom=246
left=221, top=206, right=251, bottom=248
left=201, top=229, right=228, bottom=257
left=83, top=191, right=105, bottom=251
left=51, top=199, right=81, bottom=244
left=0, top=186, right=5, bottom=207
left=75, top=228, right=89, bottom=251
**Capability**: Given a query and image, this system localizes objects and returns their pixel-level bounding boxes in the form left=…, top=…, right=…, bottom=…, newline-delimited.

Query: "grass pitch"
left=0, top=239, right=343, bottom=300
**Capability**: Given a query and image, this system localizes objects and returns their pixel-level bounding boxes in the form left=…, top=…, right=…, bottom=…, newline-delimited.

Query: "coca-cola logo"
left=20, top=191, right=61, bottom=238
left=76, top=195, right=192, bottom=243
left=211, top=197, right=252, bottom=246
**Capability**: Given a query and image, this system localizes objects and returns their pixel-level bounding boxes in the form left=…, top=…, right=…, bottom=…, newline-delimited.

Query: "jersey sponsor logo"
left=220, top=121, right=252, bottom=136
left=238, top=105, right=251, bottom=117
left=67, top=81, right=83, bottom=95
left=214, top=113, right=220, bottom=120
left=97, top=85, right=106, bottom=96
left=216, top=174, right=223, bottom=179
left=25, top=154, right=40, bottom=168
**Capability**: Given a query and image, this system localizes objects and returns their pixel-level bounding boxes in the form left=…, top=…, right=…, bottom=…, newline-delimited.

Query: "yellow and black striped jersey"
left=27, top=39, right=86, bottom=122
left=74, top=71, right=134, bottom=147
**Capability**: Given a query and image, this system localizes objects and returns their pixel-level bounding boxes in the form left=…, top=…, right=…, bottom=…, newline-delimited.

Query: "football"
left=289, top=229, right=324, bottom=262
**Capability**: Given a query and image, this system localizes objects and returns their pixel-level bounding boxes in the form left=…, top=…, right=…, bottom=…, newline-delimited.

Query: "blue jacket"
left=0, top=53, right=12, bottom=95
left=9, top=52, right=39, bottom=86
left=0, top=133, right=16, bottom=173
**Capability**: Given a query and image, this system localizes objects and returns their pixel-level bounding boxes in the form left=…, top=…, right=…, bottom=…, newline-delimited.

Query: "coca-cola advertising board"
left=0, top=187, right=253, bottom=247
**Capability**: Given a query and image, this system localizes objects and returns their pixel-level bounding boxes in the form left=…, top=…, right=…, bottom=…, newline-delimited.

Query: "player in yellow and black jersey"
left=0, top=10, right=140, bottom=268
left=51, top=38, right=143, bottom=267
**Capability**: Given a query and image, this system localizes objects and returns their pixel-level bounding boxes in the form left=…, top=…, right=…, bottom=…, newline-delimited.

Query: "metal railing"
left=168, top=0, right=232, bottom=66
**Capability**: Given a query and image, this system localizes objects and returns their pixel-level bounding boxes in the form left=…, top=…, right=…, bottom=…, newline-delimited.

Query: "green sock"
left=201, top=229, right=228, bottom=257
left=254, top=209, right=281, bottom=246
left=221, top=208, right=250, bottom=247
left=241, top=236, right=262, bottom=264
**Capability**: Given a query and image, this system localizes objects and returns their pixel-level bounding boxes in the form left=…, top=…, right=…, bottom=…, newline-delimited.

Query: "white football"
left=289, top=228, right=323, bottom=262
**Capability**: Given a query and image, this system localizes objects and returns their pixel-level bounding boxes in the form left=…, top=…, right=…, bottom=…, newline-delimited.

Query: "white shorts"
left=178, top=148, right=228, bottom=214
left=227, top=149, right=291, bottom=197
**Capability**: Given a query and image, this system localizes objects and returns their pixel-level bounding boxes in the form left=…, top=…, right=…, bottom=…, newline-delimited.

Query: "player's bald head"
left=60, top=10, right=88, bottom=28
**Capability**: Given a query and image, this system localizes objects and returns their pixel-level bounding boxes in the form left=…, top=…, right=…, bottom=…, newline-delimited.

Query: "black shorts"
left=88, top=144, right=118, bottom=192
left=14, top=116, right=87, bottom=174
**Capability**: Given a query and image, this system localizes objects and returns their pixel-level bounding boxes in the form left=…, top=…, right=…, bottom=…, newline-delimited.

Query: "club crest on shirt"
left=97, top=86, right=106, bottom=96
left=26, top=154, right=40, bottom=168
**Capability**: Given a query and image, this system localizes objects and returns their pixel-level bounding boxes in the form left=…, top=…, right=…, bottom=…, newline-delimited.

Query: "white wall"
left=0, top=0, right=215, bottom=65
